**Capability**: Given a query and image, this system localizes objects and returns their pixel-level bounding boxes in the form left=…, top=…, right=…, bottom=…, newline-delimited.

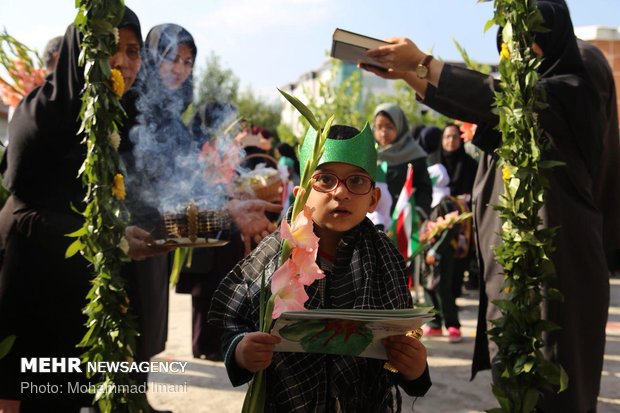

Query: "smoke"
left=124, top=78, right=245, bottom=215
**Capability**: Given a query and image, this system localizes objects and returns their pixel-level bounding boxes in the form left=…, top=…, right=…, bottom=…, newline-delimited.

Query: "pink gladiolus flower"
left=0, top=82, right=22, bottom=107
left=419, top=211, right=461, bottom=242
left=280, top=206, right=319, bottom=250
left=291, top=247, right=324, bottom=285
left=200, top=141, right=239, bottom=187
left=271, top=259, right=309, bottom=319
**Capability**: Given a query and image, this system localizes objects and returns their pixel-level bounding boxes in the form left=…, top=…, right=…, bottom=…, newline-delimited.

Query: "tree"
left=195, top=51, right=240, bottom=108
left=235, top=88, right=281, bottom=134
left=299, top=60, right=449, bottom=137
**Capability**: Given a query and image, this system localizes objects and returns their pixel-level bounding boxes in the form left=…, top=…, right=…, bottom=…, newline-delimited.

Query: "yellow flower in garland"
left=112, top=173, right=126, bottom=200
left=503, top=275, right=513, bottom=294
left=500, top=43, right=511, bottom=60
left=110, top=68, right=124, bottom=97
left=502, top=165, right=512, bottom=182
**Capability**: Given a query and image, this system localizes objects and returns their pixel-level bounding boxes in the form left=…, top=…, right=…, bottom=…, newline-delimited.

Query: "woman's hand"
left=382, top=334, right=428, bottom=381
left=124, top=225, right=175, bottom=260
left=366, top=37, right=424, bottom=72
left=227, top=199, right=282, bottom=254
left=235, top=332, right=281, bottom=373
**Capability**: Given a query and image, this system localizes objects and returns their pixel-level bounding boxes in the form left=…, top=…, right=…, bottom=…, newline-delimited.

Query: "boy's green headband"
left=299, top=122, right=377, bottom=179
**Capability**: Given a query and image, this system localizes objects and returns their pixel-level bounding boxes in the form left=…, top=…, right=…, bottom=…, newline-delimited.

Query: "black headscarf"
left=2, top=6, right=142, bottom=208
left=490, top=0, right=602, bottom=176
left=189, top=101, right=237, bottom=146
left=139, top=23, right=196, bottom=113
left=428, top=125, right=478, bottom=196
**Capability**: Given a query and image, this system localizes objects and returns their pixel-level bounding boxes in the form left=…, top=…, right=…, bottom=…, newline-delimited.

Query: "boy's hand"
left=382, top=335, right=428, bottom=381
left=235, top=332, right=281, bottom=373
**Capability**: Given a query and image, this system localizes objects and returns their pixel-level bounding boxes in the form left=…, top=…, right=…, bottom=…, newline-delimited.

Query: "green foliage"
left=276, top=123, right=297, bottom=146
left=298, top=60, right=449, bottom=143
left=452, top=39, right=493, bottom=75
left=72, top=0, right=145, bottom=411
left=195, top=51, right=240, bottom=107
left=0, top=334, right=15, bottom=359
left=488, top=0, right=565, bottom=411
left=192, top=52, right=280, bottom=133
left=236, top=88, right=281, bottom=133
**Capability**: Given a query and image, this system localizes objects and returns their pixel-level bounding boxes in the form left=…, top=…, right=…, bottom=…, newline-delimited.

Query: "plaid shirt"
left=208, top=218, right=431, bottom=412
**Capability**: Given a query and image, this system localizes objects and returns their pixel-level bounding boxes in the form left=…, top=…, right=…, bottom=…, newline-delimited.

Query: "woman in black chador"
left=0, top=8, right=150, bottom=412
left=362, top=1, right=610, bottom=411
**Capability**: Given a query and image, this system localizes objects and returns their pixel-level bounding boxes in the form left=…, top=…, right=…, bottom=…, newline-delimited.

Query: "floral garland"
left=488, top=0, right=567, bottom=411
left=67, top=1, right=145, bottom=411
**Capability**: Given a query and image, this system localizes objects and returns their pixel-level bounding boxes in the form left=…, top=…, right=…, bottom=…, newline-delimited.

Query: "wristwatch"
left=415, top=55, right=433, bottom=79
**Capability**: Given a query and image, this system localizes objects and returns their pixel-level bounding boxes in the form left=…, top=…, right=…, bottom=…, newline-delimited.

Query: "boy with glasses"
left=209, top=124, right=431, bottom=412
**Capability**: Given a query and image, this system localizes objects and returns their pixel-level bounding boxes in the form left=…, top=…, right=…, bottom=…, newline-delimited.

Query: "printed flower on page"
left=110, top=68, right=124, bottom=97
left=280, top=205, right=319, bottom=250
left=271, top=259, right=309, bottom=319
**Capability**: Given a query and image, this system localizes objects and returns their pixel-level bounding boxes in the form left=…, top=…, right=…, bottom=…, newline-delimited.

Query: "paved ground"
left=148, top=279, right=620, bottom=413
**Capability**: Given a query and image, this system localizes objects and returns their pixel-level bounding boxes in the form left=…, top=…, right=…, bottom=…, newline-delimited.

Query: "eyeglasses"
left=311, top=172, right=374, bottom=195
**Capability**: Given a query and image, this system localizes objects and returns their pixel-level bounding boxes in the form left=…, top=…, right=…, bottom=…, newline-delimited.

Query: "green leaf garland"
left=489, top=0, right=566, bottom=411
left=72, top=0, right=145, bottom=411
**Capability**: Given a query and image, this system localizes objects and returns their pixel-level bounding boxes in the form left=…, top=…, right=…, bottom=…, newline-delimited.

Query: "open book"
left=330, top=28, right=391, bottom=71
left=272, top=307, right=435, bottom=360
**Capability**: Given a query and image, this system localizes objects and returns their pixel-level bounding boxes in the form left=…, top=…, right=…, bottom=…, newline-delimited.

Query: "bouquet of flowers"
left=242, top=89, right=334, bottom=413
left=0, top=31, right=46, bottom=108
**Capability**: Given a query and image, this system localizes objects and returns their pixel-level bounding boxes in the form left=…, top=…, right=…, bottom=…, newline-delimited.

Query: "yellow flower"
left=108, top=131, right=121, bottom=150
left=502, top=165, right=511, bottom=182
left=110, top=69, right=124, bottom=97
left=503, top=274, right=513, bottom=294
left=112, top=173, right=126, bottom=200
left=500, top=43, right=511, bottom=60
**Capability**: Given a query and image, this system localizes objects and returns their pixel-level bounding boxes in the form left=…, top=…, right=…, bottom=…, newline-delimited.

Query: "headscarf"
left=428, top=125, right=478, bottom=197
left=136, top=23, right=196, bottom=116
left=418, top=126, right=442, bottom=154
left=372, top=103, right=427, bottom=166
left=189, top=101, right=238, bottom=146
left=2, top=6, right=142, bottom=208
left=492, top=0, right=602, bottom=176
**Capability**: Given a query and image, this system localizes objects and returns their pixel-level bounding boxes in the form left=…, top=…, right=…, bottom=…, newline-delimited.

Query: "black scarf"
left=2, top=7, right=142, bottom=209
left=209, top=218, right=421, bottom=412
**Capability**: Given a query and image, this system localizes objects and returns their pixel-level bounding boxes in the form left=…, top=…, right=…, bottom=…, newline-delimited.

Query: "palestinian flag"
left=389, top=164, right=420, bottom=263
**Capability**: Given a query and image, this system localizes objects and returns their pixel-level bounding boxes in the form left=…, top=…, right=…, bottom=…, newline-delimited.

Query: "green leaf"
left=66, top=226, right=88, bottom=238
left=0, top=335, right=16, bottom=360
left=484, top=18, right=496, bottom=33
left=278, top=88, right=320, bottom=131
left=65, top=239, right=84, bottom=258
left=559, top=365, right=569, bottom=392
left=522, top=388, right=539, bottom=413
